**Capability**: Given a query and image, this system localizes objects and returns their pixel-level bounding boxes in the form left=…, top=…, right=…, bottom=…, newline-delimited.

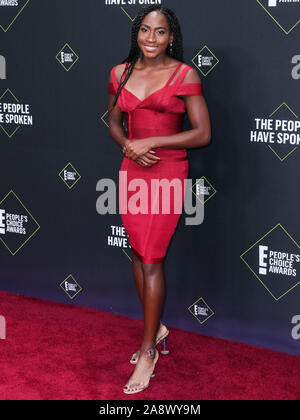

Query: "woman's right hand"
left=135, top=150, right=161, bottom=167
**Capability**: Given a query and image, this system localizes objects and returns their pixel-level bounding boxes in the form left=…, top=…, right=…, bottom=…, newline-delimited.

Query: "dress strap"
left=174, top=64, right=203, bottom=96
left=172, top=65, right=193, bottom=87
left=165, top=62, right=184, bottom=87
left=176, top=82, right=203, bottom=96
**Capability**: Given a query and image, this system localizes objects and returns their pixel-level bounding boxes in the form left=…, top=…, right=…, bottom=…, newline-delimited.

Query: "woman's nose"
left=146, top=31, right=156, bottom=42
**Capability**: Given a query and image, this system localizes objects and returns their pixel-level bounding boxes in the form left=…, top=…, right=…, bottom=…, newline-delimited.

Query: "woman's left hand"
left=122, top=138, right=155, bottom=161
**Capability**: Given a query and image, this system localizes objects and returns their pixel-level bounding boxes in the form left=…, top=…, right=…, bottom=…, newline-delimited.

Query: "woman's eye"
left=140, top=28, right=165, bottom=35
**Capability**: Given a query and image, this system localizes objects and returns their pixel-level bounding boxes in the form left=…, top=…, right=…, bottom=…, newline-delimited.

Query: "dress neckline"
left=119, top=61, right=184, bottom=104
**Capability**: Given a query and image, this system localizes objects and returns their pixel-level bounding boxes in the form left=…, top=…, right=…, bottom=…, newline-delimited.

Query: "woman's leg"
left=131, top=248, right=144, bottom=307
left=140, top=261, right=165, bottom=351
left=124, top=260, right=165, bottom=389
left=131, top=249, right=165, bottom=345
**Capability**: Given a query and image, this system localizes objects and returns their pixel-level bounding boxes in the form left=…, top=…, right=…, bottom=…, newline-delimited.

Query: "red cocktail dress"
left=108, top=62, right=203, bottom=263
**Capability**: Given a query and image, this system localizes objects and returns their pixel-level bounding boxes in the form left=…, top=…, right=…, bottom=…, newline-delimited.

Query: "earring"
left=169, top=42, right=173, bottom=54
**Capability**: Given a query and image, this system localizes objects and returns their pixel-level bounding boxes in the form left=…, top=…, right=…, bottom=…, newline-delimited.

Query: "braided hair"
left=111, top=5, right=184, bottom=110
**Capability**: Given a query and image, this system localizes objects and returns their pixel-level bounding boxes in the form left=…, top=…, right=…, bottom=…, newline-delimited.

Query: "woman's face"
left=137, top=11, right=174, bottom=59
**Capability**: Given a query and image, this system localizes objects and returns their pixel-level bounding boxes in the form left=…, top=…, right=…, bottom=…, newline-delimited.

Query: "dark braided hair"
left=110, top=5, right=184, bottom=110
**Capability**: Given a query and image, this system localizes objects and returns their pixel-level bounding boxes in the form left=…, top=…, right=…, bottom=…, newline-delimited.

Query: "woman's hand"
left=135, top=151, right=161, bottom=167
left=123, top=138, right=161, bottom=167
left=123, top=138, right=155, bottom=160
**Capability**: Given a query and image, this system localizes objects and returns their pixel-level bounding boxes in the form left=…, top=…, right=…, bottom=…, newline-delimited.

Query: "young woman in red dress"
left=108, top=5, right=211, bottom=394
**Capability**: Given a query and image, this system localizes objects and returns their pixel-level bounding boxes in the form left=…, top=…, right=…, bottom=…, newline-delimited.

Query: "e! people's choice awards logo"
left=59, top=163, right=81, bottom=189
left=257, top=0, right=300, bottom=34
left=60, top=274, right=82, bottom=300
left=192, top=46, right=219, bottom=77
left=56, top=43, right=79, bottom=72
left=0, top=190, right=40, bottom=255
left=188, top=297, right=215, bottom=325
left=190, top=176, right=217, bottom=205
left=240, top=223, right=300, bottom=300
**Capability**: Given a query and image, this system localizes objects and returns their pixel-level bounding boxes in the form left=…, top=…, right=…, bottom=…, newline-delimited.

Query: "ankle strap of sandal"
left=146, top=348, right=155, bottom=358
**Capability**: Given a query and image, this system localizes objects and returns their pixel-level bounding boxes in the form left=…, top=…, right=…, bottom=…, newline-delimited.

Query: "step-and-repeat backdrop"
left=0, top=0, right=299, bottom=356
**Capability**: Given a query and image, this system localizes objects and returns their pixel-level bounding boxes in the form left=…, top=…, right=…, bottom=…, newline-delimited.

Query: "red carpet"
left=0, top=290, right=299, bottom=400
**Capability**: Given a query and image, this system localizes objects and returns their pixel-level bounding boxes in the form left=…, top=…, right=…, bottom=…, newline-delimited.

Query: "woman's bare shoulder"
left=113, top=63, right=127, bottom=83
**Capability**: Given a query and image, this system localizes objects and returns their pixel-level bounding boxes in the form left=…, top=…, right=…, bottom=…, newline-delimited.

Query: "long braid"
left=110, top=5, right=184, bottom=110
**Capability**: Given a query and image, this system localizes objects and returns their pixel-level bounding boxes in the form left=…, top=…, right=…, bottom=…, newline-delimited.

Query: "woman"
left=108, top=5, right=211, bottom=394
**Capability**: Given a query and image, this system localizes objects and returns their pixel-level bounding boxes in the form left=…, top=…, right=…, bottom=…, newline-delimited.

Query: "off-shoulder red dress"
left=108, top=62, right=203, bottom=263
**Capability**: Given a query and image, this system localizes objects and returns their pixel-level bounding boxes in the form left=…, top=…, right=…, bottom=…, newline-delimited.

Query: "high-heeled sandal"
left=130, top=326, right=169, bottom=364
left=123, top=348, right=159, bottom=394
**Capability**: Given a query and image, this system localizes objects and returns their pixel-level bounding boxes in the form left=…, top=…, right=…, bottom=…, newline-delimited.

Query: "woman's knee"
left=142, top=261, right=163, bottom=277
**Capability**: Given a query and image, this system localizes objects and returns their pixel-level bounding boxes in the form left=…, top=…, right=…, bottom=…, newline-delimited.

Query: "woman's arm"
left=151, top=67, right=211, bottom=149
left=108, top=88, right=128, bottom=149
left=123, top=68, right=211, bottom=160
left=151, top=96, right=211, bottom=149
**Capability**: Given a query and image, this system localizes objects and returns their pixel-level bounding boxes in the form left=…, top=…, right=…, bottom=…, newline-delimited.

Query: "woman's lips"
left=144, top=45, right=158, bottom=52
